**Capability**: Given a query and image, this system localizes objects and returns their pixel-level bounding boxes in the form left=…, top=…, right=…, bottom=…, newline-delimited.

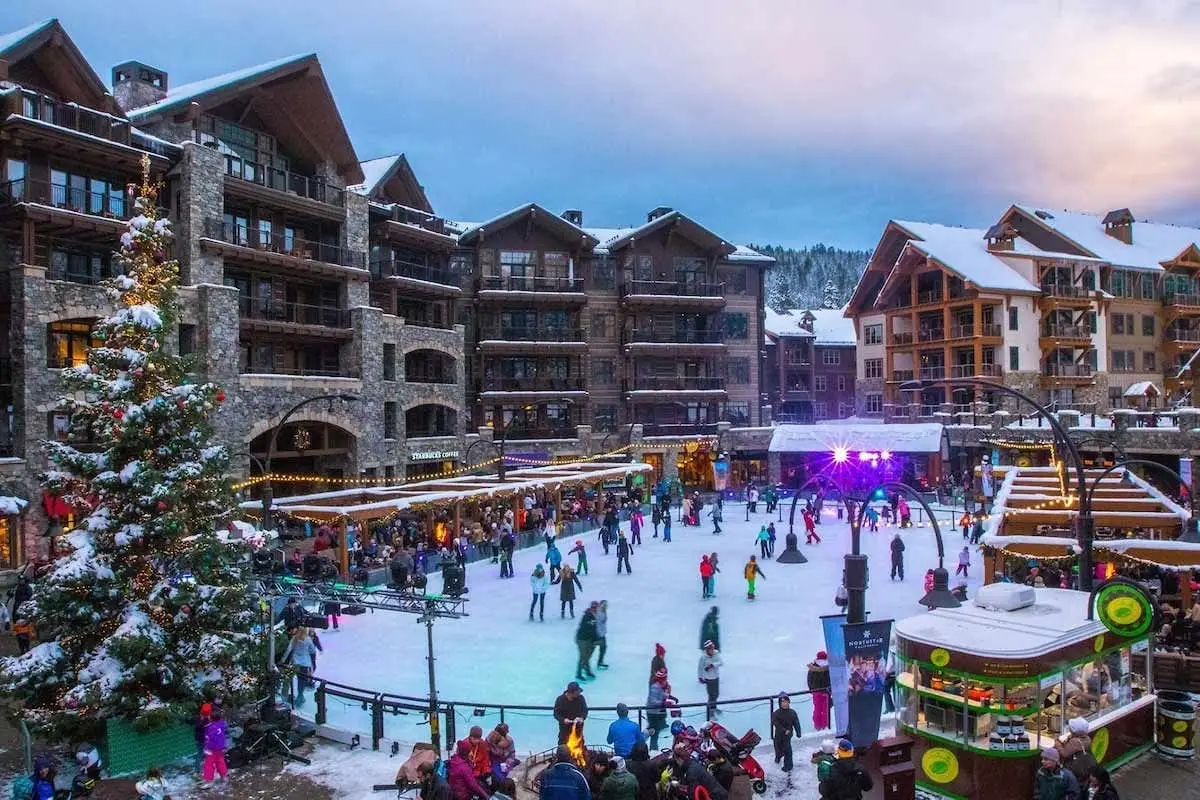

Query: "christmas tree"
left=0, top=158, right=258, bottom=736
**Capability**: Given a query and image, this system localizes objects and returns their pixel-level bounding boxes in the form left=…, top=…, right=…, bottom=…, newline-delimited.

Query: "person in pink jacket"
left=447, top=739, right=491, bottom=800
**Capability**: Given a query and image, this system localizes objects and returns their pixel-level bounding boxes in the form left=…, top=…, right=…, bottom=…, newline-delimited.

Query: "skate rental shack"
left=894, top=584, right=1154, bottom=800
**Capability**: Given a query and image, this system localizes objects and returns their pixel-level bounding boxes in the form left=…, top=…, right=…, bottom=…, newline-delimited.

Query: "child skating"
left=956, top=546, right=970, bottom=577
left=803, top=508, right=820, bottom=544
left=568, top=539, right=589, bottom=575
left=744, top=555, right=766, bottom=599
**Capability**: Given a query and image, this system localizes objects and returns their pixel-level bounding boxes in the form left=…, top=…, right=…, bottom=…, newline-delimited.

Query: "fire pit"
left=518, top=724, right=614, bottom=798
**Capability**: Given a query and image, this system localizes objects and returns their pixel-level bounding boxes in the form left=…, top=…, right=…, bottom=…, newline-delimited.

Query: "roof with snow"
left=769, top=422, right=944, bottom=454
left=456, top=203, right=598, bottom=248
left=125, top=53, right=313, bottom=119
left=351, top=156, right=400, bottom=197
left=0, top=18, right=111, bottom=111
left=1011, top=205, right=1200, bottom=272
left=892, top=221, right=1042, bottom=294
left=0, top=18, right=54, bottom=56
left=764, top=308, right=856, bottom=345
left=1123, top=381, right=1161, bottom=398
left=350, top=154, right=433, bottom=212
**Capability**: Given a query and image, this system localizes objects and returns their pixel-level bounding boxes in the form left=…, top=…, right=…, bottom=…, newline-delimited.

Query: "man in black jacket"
left=889, top=533, right=905, bottom=581
left=665, top=742, right=727, bottom=800
left=576, top=604, right=600, bottom=680
left=616, top=533, right=633, bottom=574
left=280, top=598, right=305, bottom=634
left=819, top=740, right=873, bottom=800
left=770, top=693, right=803, bottom=772
left=553, top=681, right=589, bottom=745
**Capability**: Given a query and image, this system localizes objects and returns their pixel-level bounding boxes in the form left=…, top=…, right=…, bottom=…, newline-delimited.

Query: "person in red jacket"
left=463, top=725, right=491, bottom=784
left=803, top=508, right=820, bottom=544
left=447, top=739, right=490, bottom=800
left=700, top=556, right=715, bottom=599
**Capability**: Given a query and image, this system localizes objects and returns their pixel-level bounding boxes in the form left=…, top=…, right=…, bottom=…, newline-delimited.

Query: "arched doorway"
left=248, top=420, right=356, bottom=496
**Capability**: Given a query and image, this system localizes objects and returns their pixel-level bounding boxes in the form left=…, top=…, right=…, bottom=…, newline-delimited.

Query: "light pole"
left=260, top=394, right=358, bottom=528
left=901, top=378, right=1094, bottom=592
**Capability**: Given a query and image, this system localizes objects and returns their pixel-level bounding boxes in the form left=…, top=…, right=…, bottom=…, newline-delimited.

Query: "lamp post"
left=901, top=378, right=1094, bottom=592
left=260, top=394, right=358, bottom=528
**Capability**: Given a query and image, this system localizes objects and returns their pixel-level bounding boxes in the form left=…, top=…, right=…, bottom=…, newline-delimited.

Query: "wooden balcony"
left=220, top=154, right=346, bottom=221
left=369, top=257, right=461, bottom=297
left=200, top=219, right=368, bottom=280
left=0, top=178, right=133, bottom=240
left=1165, top=329, right=1200, bottom=352
left=915, top=289, right=944, bottom=306
left=620, top=280, right=727, bottom=308
left=238, top=297, right=352, bottom=340
left=477, top=325, right=587, bottom=353
left=1040, top=284, right=1093, bottom=308
left=1039, top=323, right=1092, bottom=347
left=478, top=376, right=589, bottom=400
left=624, top=376, right=726, bottom=397
left=476, top=275, right=588, bottom=304
left=623, top=328, right=725, bottom=353
left=948, top=363, right=1002, bottom=379
left=1040, top=363, right=1095, bottom=386
left=1163, top=293, right=1200, bottom=319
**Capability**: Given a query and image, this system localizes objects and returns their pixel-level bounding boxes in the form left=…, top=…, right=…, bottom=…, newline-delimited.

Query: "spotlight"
left=833, top=447, right=849, bottom=464
left=881, top=450, right=892, bottom=461
left=858, top=452, right=873, bottom=462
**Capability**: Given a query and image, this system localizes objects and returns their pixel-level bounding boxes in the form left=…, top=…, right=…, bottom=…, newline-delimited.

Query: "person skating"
left=960, top=511, right=971, bottom=540
left=771, top=693, right=803, bottom=772
left=553, top=681, right=589, bottom=745
left=744, top=555, right=765, bottom=599
left=662, top=512, right=672, bottom=543
left=649, top=643, right=667, bottom=686
left=530, top=564, right=550, bottom=621
left=500, top=530, right=516, bottom=579
left=756, top=525, right=770, bottom=559
left=834, top=583, right=848, bottom=614
left=890, top=533, right=906, bottom=581
left=709, top=502, right=722, bottom=534
left=699, top=606, right=720, bottom=651
left=803, top=508, right=821, bottom=544
left=864, top=504, right=879, bottom=533
left=956, top=546, right=971, bottom=578
left=595, top=600, right=610, bottom=669
left=607, top=703, right=647, bottom=758
left=575, top=603, right=599, bottom=680
left=651, top=505, right=662, bottom=538
left=971, top=513, right=985, bottom=545
left=768, top=523, right=777, bottom=557
left=646, top=670, right=672, bottom=750
left=807, top=650, right=832, bottom=730
left=546, top=541, right=564, bottom=582
left=630, top=509, right=643, bottom=546
left=556, top=564, right=583, bottom=619
left=898, top=497, right=912, bottom=528
left=568, top=540, right=589, bottom=576
left=697, top=640, right=722, bottom=719
left=616, top=532, right=633, bottom=574
left=818, top=740, right=873, bottom=800
left=1033, top=747, right=1080, bottom=800
left=699, top=555, right=715, bottom=599
left=709, top=552, right=721, bottom=596
left=279, top=627, right=322, bottom=707
left=814, top=488, right=825, bottom=523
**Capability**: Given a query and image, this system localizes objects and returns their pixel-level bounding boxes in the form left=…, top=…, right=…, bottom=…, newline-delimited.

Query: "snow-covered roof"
left=0, top=18, right=53, bottom=57
left=1015, top=205, right=1200, bottom=272
left=729, top=244, right=774, bottom=263
left=893, top=221, right=1041, bottom=293
left=764, top=308, right=855, bottom=345
left=1123, top=381, right=1161, bottom=398
left=0, top=495, right=27, bottom=515
left=349, top=155, right=401, bottom=196
left=769, top=422, right=943, bottom=454
left=126, top=53, right=314, bottom=120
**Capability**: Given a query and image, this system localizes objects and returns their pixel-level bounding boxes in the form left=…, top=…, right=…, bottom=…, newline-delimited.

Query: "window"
left=728, top=268, right=748, bottom=294
left=1111, top=313, right=1134, bottom=335
left=383, top=343, right=396, bottom=381
left=498, top=250, right=535, bottom=277
left=591, top=312, right=614, bottom=338
left=1108, top=387, right=1124, bottom=405
left=47, top=320, right=100, bottom=367
left=1009, top=346, right=1020, bottom=371
left=1140, top=273, right=1156, bottom=301
left=815, top=375, right=828, bottom=392
left=0, top=515, right=18, bottom=571
left=837, top=375, right=847, bottom=392
left=864, top=324, right=883, bottom=345
left=1111, top=350, right=1136, bottom=372
left=721, top=402, right=750, bottom=425
left=724, top=313, right=749, bottom=339
left=1009, top=307, right=1019, bottom=331
left=1089, top=312, right=1097, bottom=334
left=593, top=405, right=617, bottom=433
left=5, top=158, right=25, bottom=198
left=592, top=359, right=616, bottom=385
left=1143, top=351, right=1157, bottom=372
left=542, top=252, right=569, bottom=279
left=726, top=358, right=750, bottom=384
left=822, top=350, right=840, bottom=366
left=384, top=402, right=398, bottom=439
left=384, top=465, right=395, bottom=482
left=591, top=258, right=615, bottom=290
left=866, top=394, right=883, bottom=414
left=178, top=324, right=196, bottom=357
left=1142, top=315, right=1156, bottom=337
left=863, top=358, right=883, bottom=379
left=814, top=402, right=828, bottom=419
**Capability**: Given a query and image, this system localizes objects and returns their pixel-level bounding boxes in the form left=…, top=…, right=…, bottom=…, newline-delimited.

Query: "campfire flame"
left=566, top=723, right=587, bottom=767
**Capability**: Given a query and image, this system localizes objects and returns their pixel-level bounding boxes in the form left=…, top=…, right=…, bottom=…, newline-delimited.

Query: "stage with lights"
left=769, top=422, right=945, bottom=496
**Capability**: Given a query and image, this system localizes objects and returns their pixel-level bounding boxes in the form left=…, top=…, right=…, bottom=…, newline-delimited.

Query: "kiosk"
left=894, top=584, right=1154, bottom=799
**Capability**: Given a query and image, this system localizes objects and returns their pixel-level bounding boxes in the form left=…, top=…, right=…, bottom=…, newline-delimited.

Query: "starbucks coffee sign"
left=410, top=450, right=459, bottom=462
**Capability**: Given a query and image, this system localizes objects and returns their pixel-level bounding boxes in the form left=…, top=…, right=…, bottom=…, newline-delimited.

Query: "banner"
left=841, top=619, right=894, bottom=749
left=712, top=455, right=730, bottom=492
left=820, top=614, right=850, bottom=736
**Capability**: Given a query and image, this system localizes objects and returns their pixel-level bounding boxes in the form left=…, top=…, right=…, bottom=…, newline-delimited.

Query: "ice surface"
left=308, top=504, right=977, bottom=756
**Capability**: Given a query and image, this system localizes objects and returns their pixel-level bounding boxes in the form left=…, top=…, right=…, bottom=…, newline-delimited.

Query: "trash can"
left=1156, top=696, right=1197, bottom=759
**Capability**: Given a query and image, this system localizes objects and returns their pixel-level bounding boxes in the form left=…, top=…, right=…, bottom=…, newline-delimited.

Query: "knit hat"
left=457, top=740, right=473, bottom=757
left=837, top=739, right=854, bottom=758
left=820, top=739, right=836, bottom=755
left=817, top=650, right=828, bottom=660
left=200, top=703, right=213, bottom=716
left=703, top=639, right=715, bottom=649
left=1040, top=747, right=1060, bottom=763
left=655, top=643, right=666, bottom=657
left=1067, top=717, right=1089, bottom=735
left=611, top=756, right=626, bottom=772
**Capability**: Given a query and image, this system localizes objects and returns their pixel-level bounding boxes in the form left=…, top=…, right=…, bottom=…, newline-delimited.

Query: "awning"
left=1123, top=381, right=1160, bottom=398
left=768, top=423, right=944, bottom=454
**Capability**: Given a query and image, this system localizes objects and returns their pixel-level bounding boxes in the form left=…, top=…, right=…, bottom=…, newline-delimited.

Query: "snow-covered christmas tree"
left=821, top=280, right=840, bottom=309
left=0, top=158, right=257, bottom=736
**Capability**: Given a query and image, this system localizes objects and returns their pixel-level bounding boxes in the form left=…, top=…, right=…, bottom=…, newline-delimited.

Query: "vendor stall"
left=895, top=584, right=1154, bottom=799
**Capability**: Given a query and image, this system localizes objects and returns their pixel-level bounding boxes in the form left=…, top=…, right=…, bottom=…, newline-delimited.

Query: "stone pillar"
left=1178, top=410, right=1200, bottom=433
left=575, top=425, right=592, bottom=455
left=175, top=141, right=224, bottom=286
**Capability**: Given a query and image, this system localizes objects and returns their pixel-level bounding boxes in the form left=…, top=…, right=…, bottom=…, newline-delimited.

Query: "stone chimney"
left=562, top=209, right=583, bottom=226
left=647, top=206, right=674, bottom=223
left=1102, top=208, right=1134, bottom=245
left=112, top=61, right=169, bottom=112
left=985, top=222, right=1017, bottom=252
left=799, top=311, right=815, bottom=333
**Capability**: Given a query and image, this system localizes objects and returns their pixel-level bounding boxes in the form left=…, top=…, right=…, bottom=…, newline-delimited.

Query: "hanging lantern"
left=293, top=426, right=313, bottom=451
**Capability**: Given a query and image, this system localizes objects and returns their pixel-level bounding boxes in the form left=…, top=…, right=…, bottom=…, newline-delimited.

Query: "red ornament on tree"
left=215, top=391, right=226, bottom=403
left=113, top=409, right=124, bottom=420
left=177, top=400, right=186, bottom=409
left=181, top=605, right=191, bottom=615
left=157, top=501, right=167, bottom=511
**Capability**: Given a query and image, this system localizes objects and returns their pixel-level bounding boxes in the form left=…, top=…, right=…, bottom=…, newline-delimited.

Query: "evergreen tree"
left=0, top=162, right=257, bottom=736
left=821, top=280, right=840, bottom=309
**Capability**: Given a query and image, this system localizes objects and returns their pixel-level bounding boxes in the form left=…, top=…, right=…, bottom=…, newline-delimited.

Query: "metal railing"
left=480, top=377, right=587, bottom=392
left=980, top=323, right=1003, bottom=338
left=406, top=427, right=458, bottom=438
left=479, top=275, right=585, bottom=293
left=369, top=257, right=459, bottom=288
left=502, top=426, right=577, bottom=440
left=949, top=363, right=1002, bottom=378
left=641, top=422, right=721, bottom=437
left=406, top=371, right=457, bottom=385
left=478, top=325, right=586, bottom=342
left=891, top=370, right=915, bottom=382
left=782, top=388, right=813, bottom=399
left=390, top=205, right=447, bottom=234
left=1043, top=363, right=1094, bottom=378
left=948, top=324, right=975, bottom=339
left=891, top=332, right=914, bottom=345
left=917, top=328, right=945, bottom=342
left=238, top=297, right=350, bottom=328
left=1042, top=284, right=1089, bottom=298
left=1167, top=329, right=1200, bottom=343
left=9, top=89, right=131, bottom=144
left=238, top=364, right=352, bottom=378
left=625, top=328, right=724, bottom=344
left=204, top=219, right=366, bottom=269
left=1163, top=293, right=1200, bottom=308
left=621, top=280, right=724, bottom=298
left=626, top=376, right=726, bottom=391
left=1042, top=323, right=1090, bottom=339
left=0, top=178, right=131, bottom=219
left=918, top=366, right=945, bottom=381
left=917, top=290, right=944, bottom=305
left=222, top=154, right=345, bottom=208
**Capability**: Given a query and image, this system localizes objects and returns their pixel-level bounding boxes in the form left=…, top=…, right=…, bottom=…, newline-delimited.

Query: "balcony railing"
left=370, top=257, right=459, bottom=288
left=204, top=219, right=366, bottom=269
left=481, top=377, right=587, bottom=392
left=949, top=363, right=1002, bottom=378
left=918, top=366, right=945, bottom=381
left=503, top=426, right=577, bottom=441
left=891, top=370, right=915, bottom=382
left=407, top=371, right=456, bottom=385
left=480, top=275, right=585, bottom=293
left=621, top=280, right=724, bottom=298
left=408, top=427, right=458, bottom=438
left=891, top=332, right=914, bottom=345
left=626, top=328, right=724, bottom=345
left=626, top=376, right=726, bottom=391
left=917, top=290, right=944, bottom=305
left=0, top=178, right=132, bottom=219
left=917, top=329, right=945, bottom=343
left=1168, top=329, right=1200, bottom=343
left=222, top=154, right=345, bottom=208
left=782, top=388, right=813, bottom=399
left=1041, top=324, right=1090, bottom=339
left=478, top=325, right=586, bottom=342
left=1043, top=363, right=1094, bottom=378
left=1163, top=293, right=1200, bottom=308
left=886, top=404, right=915, bottom=421
left=948, top=324, right=975, bottom=339
left=980, top=323, right=1003, bottom=338
left=1042, top=284, right=1089, bottom=299
left=239, top=364, right=351, bottom=378
left=238, top=297, right=350, bottom=328
left=641, top=422, right=721, bottom=437
left=8, top=89, right=131, bottom=144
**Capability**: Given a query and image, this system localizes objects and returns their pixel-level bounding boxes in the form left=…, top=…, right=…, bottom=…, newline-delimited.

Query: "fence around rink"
left=303, top=678, right=818, bottom=754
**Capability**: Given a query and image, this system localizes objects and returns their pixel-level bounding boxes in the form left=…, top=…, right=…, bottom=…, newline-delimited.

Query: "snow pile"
left=110, top=304, right=163, bottom=330
left=0, top=495, right=26, bottom=515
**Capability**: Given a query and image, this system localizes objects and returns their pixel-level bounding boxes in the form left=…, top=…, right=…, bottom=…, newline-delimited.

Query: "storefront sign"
left=410, top=450, right=459, bottom=462
left=842, top=619, right=893, bottom=749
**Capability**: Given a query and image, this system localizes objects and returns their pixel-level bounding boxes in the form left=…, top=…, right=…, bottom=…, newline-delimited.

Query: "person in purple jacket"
left=202, top=708, right=229, bottom=785
left=448, top=739, right=491, bottom=800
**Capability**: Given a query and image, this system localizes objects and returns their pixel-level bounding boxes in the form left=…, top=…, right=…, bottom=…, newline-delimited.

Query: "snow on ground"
left=303, top=504, right=974, bottom=755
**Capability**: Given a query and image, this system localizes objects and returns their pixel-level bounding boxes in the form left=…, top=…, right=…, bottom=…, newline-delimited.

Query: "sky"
left=7, top=0, right=1200, bottom=249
